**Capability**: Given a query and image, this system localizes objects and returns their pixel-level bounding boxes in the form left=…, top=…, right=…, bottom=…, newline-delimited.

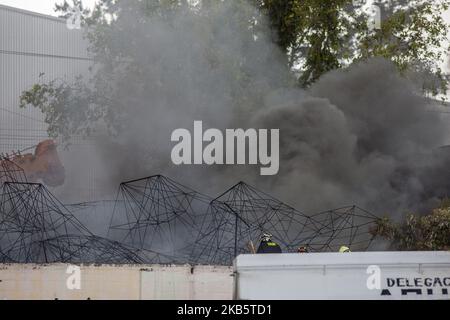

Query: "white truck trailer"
left=233, top=251, right=450, bottom=300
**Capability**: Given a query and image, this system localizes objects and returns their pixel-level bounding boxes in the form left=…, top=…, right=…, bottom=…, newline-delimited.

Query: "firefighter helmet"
left=260, top=233, right=273, bottom=242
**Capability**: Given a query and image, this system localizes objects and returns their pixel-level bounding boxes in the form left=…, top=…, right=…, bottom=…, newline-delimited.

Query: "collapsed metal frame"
left=0, top=157, right=28, bottom=185
left=0, top=161, right=145, bottom=264
left=190, top=181, right=322, bottom=265
left=1, top=155, right=380, bottom=265
left=108, top=176, right=380, bottom=265
left=108, top=175, right=213, bottom=264
left=191, top=182, right=380, bottom=265
left=309, top=205, right=379, bottom=252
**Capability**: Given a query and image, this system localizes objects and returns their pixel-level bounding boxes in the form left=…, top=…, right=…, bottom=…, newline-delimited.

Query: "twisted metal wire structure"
left=108, top=176, right=380, bottom=265
left=308, top=205, right=379, bottom=252
left=190, top=182, right=321, bottom=265
left=108, top=175, right=213, bottom=264
left=1, top=158, right=380, bottom=265
left=0, top=157, right=28, bottom=186
left=0, top=179, right=145, bottom=264
left=66, top=200, right=118, bottom=238
left=0, top=158, right=26, bottom=261
left=66, top=199, right=186, bottom=264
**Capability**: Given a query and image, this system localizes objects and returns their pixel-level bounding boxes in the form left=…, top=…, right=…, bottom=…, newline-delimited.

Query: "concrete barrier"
left=0, top=264, right=233, bottom=300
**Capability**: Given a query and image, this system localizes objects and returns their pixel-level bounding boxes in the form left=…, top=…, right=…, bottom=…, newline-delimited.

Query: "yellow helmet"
left=339, top=246, right=351, bottom=253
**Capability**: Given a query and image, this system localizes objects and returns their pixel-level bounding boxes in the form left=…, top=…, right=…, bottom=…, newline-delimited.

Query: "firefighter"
left=257, top=233, right=282, bottom=254
left=297, top=246, right=308, bottom=253
left=339, top=245, right=351, bottom=253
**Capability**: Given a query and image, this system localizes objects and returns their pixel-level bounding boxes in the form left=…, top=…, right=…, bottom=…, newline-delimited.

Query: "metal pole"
left=234, top=211, right=238, bottom=258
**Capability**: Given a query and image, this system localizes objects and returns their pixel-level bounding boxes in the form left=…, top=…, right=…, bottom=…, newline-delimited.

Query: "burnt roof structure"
left=108, top=177, right=380, bottom=265
left=191, top=182, right=380, bottom=264
left=108, top=175, right=213, bottom=264
left=308, top=205, right=379, bottom=252
left=0, top=160, right=380, bottom=265
left=190, top=182, right=321, bottom=265
left=0, top=182, right=144, bottom=264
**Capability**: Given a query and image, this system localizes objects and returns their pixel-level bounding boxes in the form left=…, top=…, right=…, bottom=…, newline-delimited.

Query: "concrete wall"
left=0, top=264, right=233, bottom=300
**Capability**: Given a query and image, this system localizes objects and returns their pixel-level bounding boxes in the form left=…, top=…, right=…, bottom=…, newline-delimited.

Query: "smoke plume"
left=55, top=0, right=450, bottom=218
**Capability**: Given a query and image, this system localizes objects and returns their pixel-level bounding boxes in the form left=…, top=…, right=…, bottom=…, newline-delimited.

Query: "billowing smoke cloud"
left=251, top=60, right=450, bottom=215
left=56, top=1, right=450, bottom=218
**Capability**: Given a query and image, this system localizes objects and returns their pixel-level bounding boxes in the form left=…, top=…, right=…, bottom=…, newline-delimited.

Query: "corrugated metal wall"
left=0, top=4, right=100, bottom=202
left=0, top=4, right=91, bottom=153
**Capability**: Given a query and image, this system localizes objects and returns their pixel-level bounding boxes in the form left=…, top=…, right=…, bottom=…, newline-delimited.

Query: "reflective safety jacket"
left=257, top=240, right=282, bottom=254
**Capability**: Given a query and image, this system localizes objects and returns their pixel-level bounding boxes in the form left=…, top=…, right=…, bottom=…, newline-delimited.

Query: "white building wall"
left=0, top=4, right=91, bottom=153
left=234, top=252, right=450, bottom=300
left=0, top=4, right=104, bottom=202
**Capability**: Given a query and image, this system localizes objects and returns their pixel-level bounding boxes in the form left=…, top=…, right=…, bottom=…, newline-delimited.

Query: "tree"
left=358, top=0, right=450, bottom=98
left=258, top=0, right=360, bottom=86
left=372, top=204, right=450, bottom=250
left=259, top=0, right=450, bottom=94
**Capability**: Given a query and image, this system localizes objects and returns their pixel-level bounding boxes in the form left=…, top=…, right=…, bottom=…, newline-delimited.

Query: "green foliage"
left=259, top=0, right=450, bottom=93
left=259, top=0, right=359, bottom=86
left=357, top=0, right=450, bottom=97
left=372, top=206, right=450, bottom=250
left=19, top=76, right=101, bottom=142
